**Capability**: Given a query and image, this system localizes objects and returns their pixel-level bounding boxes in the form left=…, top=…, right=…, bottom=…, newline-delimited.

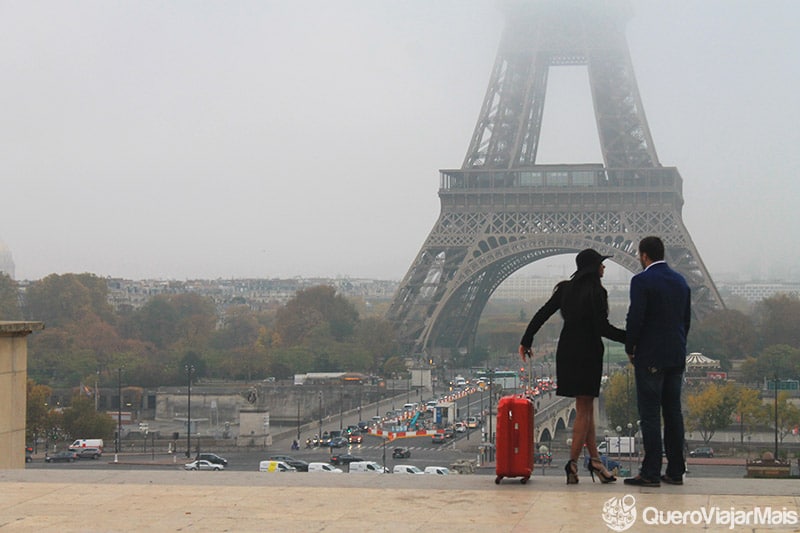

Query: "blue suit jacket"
left=625, top=262, right=691, bottom=369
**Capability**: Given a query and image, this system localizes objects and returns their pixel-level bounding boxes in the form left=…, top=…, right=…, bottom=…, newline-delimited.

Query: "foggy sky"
left=1, top=1, right=798, bottom=283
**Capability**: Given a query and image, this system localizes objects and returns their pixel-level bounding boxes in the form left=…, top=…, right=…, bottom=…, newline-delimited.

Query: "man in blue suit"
left=624, top=236, right=691, bottom=487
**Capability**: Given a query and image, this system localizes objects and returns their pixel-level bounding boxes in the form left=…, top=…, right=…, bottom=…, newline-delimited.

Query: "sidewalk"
left=1, top=469, right=799, bottom=532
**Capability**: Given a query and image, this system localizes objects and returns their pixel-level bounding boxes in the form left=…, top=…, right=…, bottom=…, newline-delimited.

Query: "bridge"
left=534, top=396, right=575, bottom=446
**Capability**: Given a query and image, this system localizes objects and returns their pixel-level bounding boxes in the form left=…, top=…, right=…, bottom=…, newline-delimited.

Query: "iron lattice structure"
left=387, top=0, right=723, bottom=356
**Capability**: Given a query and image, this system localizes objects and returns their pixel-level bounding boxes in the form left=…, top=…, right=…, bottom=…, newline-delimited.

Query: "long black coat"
left=520, top=278, right=625, bottom=398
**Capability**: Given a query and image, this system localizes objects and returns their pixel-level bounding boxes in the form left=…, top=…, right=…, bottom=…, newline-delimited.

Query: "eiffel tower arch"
left=387, top=0, right=724, bottom=356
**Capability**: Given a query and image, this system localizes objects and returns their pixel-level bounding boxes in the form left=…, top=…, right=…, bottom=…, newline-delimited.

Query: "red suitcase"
left=495, top=394, right=535, bottom=484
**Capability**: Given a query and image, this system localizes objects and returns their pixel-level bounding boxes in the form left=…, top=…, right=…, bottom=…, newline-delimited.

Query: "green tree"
left=383, top=356, right=408, bottom=378
left=24, top=273, right=114, bottom=327
left=124, top=293, right=216, bottom=350
left=59, top=395, right=116, bottom=442
left=274, top=285, right=359, bottom=346
left=739, top=345, right=800, bottom=384
left=686, top=382, right=740, bottom=444
left=756, top=294, right=800, bottom=349
left=0, top=272, right=21, bottom=319
left=354, top=317, right=398, bottom=374
left=687, top=309, right=756, bottom=367
left=603, top=369, right=637, bottom=430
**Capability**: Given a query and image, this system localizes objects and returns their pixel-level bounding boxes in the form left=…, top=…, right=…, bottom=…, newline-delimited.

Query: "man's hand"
left=519, top=345, right=531, bottom=362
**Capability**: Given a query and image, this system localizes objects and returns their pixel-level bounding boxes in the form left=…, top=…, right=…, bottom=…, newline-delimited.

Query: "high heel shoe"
left=587, top=457, right=617, bottom=483
left=564, top=460, right=579, bottom=484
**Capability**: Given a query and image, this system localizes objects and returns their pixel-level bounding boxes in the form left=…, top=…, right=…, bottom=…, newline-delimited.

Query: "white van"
left=308, top=462, right=342, bottom=473
left=393, top=465, right=424, bottom=475
left=258, top=460, right=296, bottom=472
left=349, top=461, right=386, bottom=474
left=69, top=439, right=104, bottom=452
left=424, top=466, right=450, bottom=475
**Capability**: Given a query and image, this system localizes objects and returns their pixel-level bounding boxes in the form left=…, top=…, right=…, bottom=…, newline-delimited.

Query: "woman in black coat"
left=519, top=249, right=625, bottom=484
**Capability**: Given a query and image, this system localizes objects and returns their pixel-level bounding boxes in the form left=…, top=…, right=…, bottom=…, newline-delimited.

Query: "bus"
left=474, top=370, right=520, bottom=391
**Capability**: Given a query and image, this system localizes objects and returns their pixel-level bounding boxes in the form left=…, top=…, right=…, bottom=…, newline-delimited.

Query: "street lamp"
left=116, top=367, right=123, bottom=460
left=626, top=422, right=633, bottom=473
left=615, top=425, right=622, bottom=466
left=296, top=395, right=301, bottom=442
left=318, top=391, right=323, bottom=443
left=185, top=364, right=195, bottom=458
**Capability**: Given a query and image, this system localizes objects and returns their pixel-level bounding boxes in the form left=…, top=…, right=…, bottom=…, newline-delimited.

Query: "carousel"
left=685, top=352, right=723, bottom=381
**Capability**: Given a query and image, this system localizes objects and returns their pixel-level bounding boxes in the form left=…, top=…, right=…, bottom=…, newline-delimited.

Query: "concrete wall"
left=0, top=321, right=44, bottom=469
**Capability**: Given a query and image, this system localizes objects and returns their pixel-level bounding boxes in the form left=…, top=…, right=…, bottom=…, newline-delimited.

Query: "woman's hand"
left=519, top=344, right=531, bottom=361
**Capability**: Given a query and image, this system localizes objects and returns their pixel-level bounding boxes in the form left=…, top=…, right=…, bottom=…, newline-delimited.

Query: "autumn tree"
left=686, top=382, right=740, bottom=444
left=26, top=380, right=53, bottom=443
left=771, top=391, right=800, bottom=443
left=602, top=369, right=637, bottom=430
left=735, top=385, right=763, bottom=436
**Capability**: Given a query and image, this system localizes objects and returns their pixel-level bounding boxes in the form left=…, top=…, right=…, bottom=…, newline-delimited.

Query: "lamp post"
left=339, top=384, right=344, bottom=431
left=488, top=369, right=494, bottom=445
left=296, top=395, right=301, bottom=442
left=116, top=367, right=123, bottom=461
left=626, top=422, right=633, bottom=473
left=773, top=376, right=779, bottom=460
left=615, top=425, right=622, bottom=466
left=318, top=391, right=323, bottom=443
left=185, top=364, right=195, bottom=458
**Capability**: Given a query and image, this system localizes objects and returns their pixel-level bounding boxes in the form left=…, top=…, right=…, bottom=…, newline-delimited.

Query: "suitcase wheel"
left=521, top=476, right=529, bottom=484
left=494, top=476, right=502, bottom=485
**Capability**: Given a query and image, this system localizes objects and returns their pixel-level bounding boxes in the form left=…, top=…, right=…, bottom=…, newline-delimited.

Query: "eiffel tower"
left=387, top=0, right=724, bottom=356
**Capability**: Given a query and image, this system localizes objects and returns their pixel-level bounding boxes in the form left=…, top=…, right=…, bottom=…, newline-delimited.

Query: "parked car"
left=75, top=447, right=102, bottom=459
left=689, top=447, right=714, bottom=458
left=330, top=453, right=364, bottom=466
left=185, top=459, right=224, bottom=471
left=392, top=447, right=411, bottom=459
left=268, top=455, right=309, bottom=472
left=196, top=453, right=228, bottom=466
left=393, top=464, right=424, bottom=475
left=431, top=433, right=446, bottom=444
left=424, top=466, right=450, bottom=475
left=308, top=462, right=343, bottom=473
left=45, top=451, right=78, bottom=463
left=258, top=460, right=296, bottom=473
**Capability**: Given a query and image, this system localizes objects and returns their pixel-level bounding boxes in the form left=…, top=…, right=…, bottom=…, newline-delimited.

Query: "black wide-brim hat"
left=572, top=248, right=612, bottom=279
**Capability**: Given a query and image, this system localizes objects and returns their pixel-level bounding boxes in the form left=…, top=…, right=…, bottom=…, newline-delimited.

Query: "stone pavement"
left=1, top=468, right=799, bottom=532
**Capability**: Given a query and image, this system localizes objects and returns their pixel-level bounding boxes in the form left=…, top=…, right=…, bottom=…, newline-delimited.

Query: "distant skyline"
left=2, top=1, right=798, bottom=283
